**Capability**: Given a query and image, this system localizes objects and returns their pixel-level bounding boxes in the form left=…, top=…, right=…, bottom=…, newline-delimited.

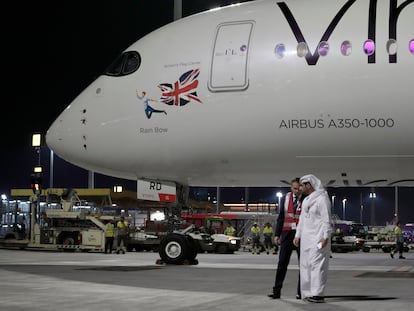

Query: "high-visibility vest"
left=117, top=220, right=129, bottom=235
left=251, top=226, right=260, bottom=239
left=282, top=192, right=301, bottom=231
left=225, top=226, right=235, bottom=236
left=105, top=223, right=115, bottom=237
left=263, top=226, right=273, bottom=238
left=394, top=226, right=403, bottom=242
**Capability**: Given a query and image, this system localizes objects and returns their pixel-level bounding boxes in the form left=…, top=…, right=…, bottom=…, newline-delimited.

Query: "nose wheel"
left=157, top=233, right=198, bottom=265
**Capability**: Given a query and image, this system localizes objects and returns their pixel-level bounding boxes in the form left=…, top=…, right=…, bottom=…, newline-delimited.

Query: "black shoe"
left=399, top=256, right=406, bottom=259
left=296, top=294, right=301, bottom=299
left=390, top=252, right=394, bottom=259
left=268, top=293, right=280, bottom=299
left=306, top=296, right=325, bottom=303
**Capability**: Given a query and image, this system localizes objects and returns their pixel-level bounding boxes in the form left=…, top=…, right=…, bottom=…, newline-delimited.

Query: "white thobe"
left=295, top=189, right=332, bottom=298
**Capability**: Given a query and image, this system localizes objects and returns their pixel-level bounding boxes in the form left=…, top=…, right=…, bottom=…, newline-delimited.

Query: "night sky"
left=2, top=1, right=413, bottom=225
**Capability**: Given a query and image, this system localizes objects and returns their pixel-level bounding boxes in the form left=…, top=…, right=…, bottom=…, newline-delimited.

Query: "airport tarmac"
left=0, top=249, right=412, bottom=311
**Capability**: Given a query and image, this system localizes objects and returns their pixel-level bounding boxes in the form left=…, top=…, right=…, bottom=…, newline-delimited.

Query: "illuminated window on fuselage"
left=274, top=44, right=286, bottom=58
left=318, top=41, right=329, bottom=56
left=386, top=39, right=397, bottom=55
left=274, top=39, right=413, bottom=59
left=363, top=40, right=375, bottom=55
left=297, top=42, right=308, bottom=57
left=341, top=41, right=352, bottom=56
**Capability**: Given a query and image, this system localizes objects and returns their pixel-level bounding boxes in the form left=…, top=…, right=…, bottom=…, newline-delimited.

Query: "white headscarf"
left=300, top=174, right=326, bottom=212
left=300, top=174, right=324, bottom=191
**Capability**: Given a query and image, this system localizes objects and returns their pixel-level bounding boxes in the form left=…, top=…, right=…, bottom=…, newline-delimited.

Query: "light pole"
left=360, top=204, right=364, bottom=224
left=370, top=189, right=376, bottom=226
left=342, top=198, right=347, bottom=220
left=394, top=186, right=398, bottom=224
left=50, top=149, right=54, bottom=188
left=276, top=191, right=283, bottom=211
left=31, top=134, right=43, bottom=224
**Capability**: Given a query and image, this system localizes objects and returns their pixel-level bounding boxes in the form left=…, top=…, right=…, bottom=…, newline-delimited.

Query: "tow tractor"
left=127, top=230, right=160, bottom=252
left=155, top=199, right=241, bottom=264
left=157, top=224, right=241, bottom=264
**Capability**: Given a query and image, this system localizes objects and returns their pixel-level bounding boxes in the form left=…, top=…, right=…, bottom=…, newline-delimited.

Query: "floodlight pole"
left=32, top=134, right=42, bottom=224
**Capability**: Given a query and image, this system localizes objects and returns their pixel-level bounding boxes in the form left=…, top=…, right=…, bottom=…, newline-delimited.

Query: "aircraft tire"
left=216, top=243, right=228, bottom=254
left=159, top=233, right=189, bottom=265
left=185, top=236, right=198, bottom=261
left=62, top=237, right=75, bottom=245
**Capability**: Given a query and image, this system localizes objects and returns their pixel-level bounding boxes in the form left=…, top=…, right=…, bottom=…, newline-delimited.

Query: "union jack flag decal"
left=158, top=69, right=202, bottom=106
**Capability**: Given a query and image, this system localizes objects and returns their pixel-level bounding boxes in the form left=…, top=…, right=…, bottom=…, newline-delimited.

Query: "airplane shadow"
left=324, top=295, right=396, bottom=301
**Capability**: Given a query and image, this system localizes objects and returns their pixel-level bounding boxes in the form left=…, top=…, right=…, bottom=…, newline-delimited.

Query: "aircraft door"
left=208, top=21, right=254, bottom=92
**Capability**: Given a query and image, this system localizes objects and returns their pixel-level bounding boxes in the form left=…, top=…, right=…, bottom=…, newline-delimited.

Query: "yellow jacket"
left=105, top=222, right=115, bottom=237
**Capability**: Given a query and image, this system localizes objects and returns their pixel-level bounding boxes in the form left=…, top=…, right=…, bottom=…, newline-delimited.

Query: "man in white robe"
left=293, top=174, right=332, bottom=303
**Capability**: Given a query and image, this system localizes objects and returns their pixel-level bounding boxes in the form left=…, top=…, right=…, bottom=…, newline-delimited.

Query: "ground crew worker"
left=104, top=219, right=115, bottom=254
left=224, top=222, right=236, bottom=236
left=263, top=222, right=274, bottom=254
left=116, top=216, right=129, bottom=254
left=251, top=223, right=261, bottom=254
left=390, top=221, right=405, bottom=259
left=334, top=227, right=344, bottom=243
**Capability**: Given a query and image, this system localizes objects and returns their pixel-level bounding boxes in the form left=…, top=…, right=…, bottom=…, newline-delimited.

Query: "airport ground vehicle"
left=144, top=217, right=241, bottom=254
left=182, top=211, right=277, bottom=247
left=331, top=234, right=365, bottom=253
left=0, top=189, right=110, bottom=251
left=189, top=226, right=241, bottom=254
left=362, top=226, right=410, bottom=253
left=126, top=230, right=160, bottom=252
left=2, top=189, right=237, bottom=257
left=331, top=220, right=367, bottom=253
left=158, top=224, right=241, bottom=264
left=154, top=207, right=249, bottom=264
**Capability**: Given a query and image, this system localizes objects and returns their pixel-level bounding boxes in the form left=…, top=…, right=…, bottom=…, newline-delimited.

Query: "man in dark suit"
left=268, top=178, right=303, bottom=299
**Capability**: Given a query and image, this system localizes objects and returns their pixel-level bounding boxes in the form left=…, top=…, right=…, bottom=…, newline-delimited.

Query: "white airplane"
left=46, top=0, right=414, bottom=203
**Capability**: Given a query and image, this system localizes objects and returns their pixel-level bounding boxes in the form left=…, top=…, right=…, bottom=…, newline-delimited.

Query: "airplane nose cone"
left=46, top=78, right=105, bottom=171
left=46, top=112, right=67, bottom=158
left=46, top=118, right=61, bottom=153
left=46, top=103, right=80, bottom=161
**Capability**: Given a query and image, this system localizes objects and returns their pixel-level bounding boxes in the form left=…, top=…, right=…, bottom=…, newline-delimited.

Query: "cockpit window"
left=104, top=51, right=141, bottom=76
